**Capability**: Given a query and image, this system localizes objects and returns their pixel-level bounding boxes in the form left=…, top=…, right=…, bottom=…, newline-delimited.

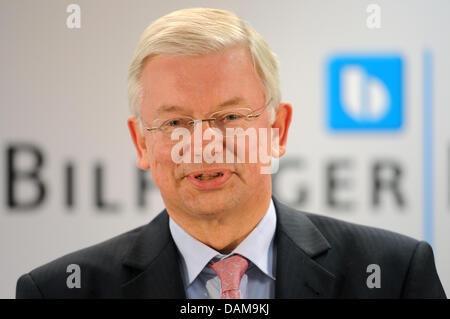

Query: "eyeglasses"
left=144, top=99, right=272, bottom=138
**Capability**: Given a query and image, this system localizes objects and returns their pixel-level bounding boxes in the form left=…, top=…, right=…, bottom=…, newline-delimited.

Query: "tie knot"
left=208, top=254, right=249, bottom=298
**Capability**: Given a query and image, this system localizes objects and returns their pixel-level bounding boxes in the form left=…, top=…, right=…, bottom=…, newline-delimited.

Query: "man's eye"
left=168, top=119, right=182, bottom=126
left=224, top=114, right=242, bottom=121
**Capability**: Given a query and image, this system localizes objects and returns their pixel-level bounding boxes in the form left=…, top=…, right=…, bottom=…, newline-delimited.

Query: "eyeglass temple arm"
left=248, top=98, right=272, bottom=118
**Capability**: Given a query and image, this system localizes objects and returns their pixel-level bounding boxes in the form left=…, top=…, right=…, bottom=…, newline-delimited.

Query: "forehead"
left=139, top=46, right=265, bottom=117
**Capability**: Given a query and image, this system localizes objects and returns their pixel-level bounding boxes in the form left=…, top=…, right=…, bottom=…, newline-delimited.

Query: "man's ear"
left=127, top=117, right=150, bottom=170
left=271, top=103, right=292, bottom=158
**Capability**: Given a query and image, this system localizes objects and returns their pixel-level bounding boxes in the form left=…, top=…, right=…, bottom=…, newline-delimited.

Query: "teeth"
left=195, top=172, right=223, bottom=180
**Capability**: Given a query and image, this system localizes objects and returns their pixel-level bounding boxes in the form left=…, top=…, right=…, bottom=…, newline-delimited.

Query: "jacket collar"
left=272, top=196, right=338, bottom=298
left=121, top=211, right=186, bottom=298
left=121, top=196, right=337, bottom=298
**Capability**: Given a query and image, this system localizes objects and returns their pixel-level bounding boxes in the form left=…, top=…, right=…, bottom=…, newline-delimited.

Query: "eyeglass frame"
left=143, top=98, right=273, bottom=134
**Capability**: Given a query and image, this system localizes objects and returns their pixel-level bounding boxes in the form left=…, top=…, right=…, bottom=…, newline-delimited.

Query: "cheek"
left=147, top=142, right=177, bottom=186
left=243, top=129, right=274, bottom=179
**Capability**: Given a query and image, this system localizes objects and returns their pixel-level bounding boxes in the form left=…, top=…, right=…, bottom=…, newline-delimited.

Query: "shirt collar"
left=169, top=199, right=277, bottom=286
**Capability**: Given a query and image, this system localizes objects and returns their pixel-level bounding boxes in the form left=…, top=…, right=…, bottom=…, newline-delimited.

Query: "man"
left=16, top=7, right=446, bottom=299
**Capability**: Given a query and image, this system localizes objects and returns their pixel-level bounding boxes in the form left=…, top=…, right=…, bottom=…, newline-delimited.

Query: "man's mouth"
left=194, top=172, right=224, bottom=180
left=185, top=169, right=232, bottom=190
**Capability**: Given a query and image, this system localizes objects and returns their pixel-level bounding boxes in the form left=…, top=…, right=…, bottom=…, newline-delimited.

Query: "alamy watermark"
left=66, top=4, right=81, bottom=29
left=366, top=4, right=381, bottom=29
left=168, top=125, right=280, bottom=174
left=66, top=264, right=81, bottom=288
left=366, top=264, right=381, bottom=289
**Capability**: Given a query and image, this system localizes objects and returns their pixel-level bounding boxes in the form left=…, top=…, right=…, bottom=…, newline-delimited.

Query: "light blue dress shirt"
left=169, top=199, right=277, bottom=299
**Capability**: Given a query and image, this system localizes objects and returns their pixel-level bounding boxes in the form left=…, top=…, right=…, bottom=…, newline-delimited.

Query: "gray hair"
left=128, top=7, right=281, bottom=127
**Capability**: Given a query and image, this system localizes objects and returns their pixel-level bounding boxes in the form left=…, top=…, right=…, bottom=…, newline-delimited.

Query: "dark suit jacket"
left=16, top=196, right=446, bottom=298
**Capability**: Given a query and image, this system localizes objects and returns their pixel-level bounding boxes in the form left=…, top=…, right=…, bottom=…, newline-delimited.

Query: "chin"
left=185, top=192, right=240, bottom=214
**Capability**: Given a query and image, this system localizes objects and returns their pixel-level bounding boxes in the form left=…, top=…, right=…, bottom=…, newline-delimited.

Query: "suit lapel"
left=120, top=197, right=337, bottom=299
left=121, top=210, right=186, bottom=298
left=273, top=196, right=338, bottom=298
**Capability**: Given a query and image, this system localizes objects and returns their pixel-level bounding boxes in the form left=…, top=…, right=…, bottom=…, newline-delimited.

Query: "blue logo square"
left=327, top=55, right=403, bottom=131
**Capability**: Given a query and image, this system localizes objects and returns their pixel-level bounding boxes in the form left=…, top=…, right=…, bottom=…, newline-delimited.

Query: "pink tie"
left=208, top=254, right=249, bottom=299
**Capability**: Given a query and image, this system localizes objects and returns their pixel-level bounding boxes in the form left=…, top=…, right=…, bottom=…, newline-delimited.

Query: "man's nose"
left=192, top=119, right=214, bottom=130
left=191, top=119, right=223, bottom=148
left=192, top=119, right=216, bottom=138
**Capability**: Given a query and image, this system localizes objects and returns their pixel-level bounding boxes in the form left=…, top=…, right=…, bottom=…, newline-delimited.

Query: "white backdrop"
left=1, top=0, right=449, bottom=298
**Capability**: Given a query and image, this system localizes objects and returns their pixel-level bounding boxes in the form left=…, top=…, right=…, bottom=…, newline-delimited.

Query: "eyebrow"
left=155, top=96, right=246, bottom=115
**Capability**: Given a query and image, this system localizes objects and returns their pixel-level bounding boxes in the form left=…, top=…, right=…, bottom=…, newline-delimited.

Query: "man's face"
left=129, top=46, right=279, bottom=217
